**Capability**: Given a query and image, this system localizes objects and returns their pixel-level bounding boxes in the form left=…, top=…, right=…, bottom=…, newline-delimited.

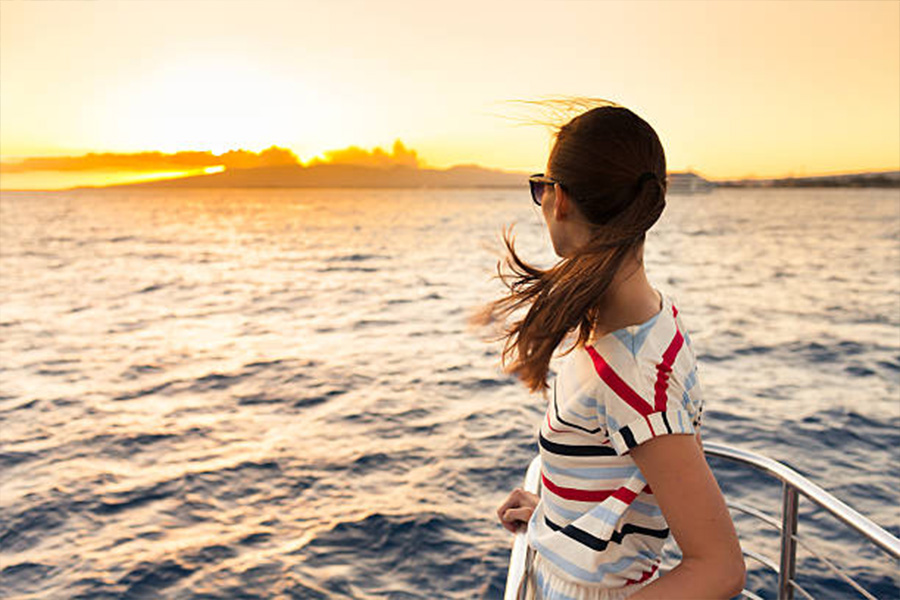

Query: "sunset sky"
left=1, top=0, right=898, bottom=190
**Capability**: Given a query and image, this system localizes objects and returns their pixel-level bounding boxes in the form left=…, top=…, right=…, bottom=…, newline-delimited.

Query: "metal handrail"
left=503, top=443, right=900, bottom=600
left=703, top=443, right=900, bottom=560
left=703, top=442, right=900, bottom=599
left=503, top=454, right=542, bottom=600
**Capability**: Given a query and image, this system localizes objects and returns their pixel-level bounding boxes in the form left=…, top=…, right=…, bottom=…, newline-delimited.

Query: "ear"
left=553, top=184, right=571, bottom=221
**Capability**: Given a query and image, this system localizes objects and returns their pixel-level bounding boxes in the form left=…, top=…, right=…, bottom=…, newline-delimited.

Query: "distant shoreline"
left=715, top=171, right=900, bottom=189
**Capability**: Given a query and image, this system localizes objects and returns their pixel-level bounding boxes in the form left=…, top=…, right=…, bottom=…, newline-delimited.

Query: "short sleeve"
left=593, top=352, right=697, bottom=456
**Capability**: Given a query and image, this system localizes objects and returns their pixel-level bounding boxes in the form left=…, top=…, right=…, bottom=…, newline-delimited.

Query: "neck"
left=590, top=252, right=661, bottom=339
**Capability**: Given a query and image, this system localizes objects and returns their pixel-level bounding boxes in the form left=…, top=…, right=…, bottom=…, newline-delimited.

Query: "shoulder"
left=584, top=291, right=704, bottom=454
left=581, top=291, right=698, bottom=381
left=634, top=292, right=699, bottom=379
left=552, top=338, right=646, bottom=418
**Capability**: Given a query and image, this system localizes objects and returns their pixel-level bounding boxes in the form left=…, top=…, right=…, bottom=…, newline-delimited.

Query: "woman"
left=486, top=102, right=746, bottom=599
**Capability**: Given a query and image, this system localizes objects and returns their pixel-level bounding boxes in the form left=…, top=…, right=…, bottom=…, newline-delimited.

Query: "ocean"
left=0, top=186, right=897, bottom=599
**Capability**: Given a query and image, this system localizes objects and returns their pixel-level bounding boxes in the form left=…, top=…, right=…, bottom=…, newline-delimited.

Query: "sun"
left=105, top=55, right=352, bottom=157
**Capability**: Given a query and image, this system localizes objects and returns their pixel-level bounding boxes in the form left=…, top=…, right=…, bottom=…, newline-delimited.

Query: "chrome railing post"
left=778, top=483, right=800, bottom=600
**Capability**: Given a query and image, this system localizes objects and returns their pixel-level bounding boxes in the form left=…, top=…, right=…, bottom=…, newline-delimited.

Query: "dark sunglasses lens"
left=529, top=180, right=544, bottom=205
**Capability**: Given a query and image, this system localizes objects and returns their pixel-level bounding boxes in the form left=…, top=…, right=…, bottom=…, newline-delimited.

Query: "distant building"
left=666, top=171, right=716, bottom=194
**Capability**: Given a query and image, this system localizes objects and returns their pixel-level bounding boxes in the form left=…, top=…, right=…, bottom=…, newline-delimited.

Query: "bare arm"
left=627, top=433, right=745, bottom=599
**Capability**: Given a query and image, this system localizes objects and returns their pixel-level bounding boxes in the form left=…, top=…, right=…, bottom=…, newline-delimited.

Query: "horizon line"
left=2, top=160, right=898, bottom=189
left=2, top=143, right=898, bottom=186
left=3, top=166, right=899, bottom=193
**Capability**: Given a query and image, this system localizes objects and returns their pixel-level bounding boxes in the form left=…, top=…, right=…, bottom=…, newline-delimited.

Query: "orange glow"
left=0, top=168, right=221, bottom=191
left=0, top=142, right=434, bottom=190
left=1, top=1, right=897, bottom=188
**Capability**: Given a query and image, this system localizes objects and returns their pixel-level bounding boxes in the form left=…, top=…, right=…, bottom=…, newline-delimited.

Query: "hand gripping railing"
left=503, top=455, right=542, bottom=600
left=503, top=444, right=900, bottom=600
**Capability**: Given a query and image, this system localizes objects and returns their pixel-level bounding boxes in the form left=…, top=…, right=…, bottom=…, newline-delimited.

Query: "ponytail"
left=476, top=168, right=665, bottom=392
left=477, top=229, right=639, bottom=392
left=475, top=103, right=667, bottom=392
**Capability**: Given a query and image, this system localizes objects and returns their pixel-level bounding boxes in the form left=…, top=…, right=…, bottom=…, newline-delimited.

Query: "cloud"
left=310, top=140, right=420, bottom=168
left=218, top=146, right=301, bottom=170
left=0, top=145, right=300, bottom=173
left=0, top=141, right=421, bottom=173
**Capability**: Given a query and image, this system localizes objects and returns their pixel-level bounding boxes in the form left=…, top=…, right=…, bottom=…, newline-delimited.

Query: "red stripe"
left=585, top=346, right=653, bottom=417
left=653, top=317, right=684, bottom=412
left=625, top=563, right=659, bottom=586
left=546, top=411, right=566, bottom=433
left=611, top=487, right=638, bottom=504
left=541, top=473, right=620, bottom=502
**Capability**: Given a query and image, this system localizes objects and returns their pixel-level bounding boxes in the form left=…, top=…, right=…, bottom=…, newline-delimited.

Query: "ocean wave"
left=1, top=188, right=896, bottom=598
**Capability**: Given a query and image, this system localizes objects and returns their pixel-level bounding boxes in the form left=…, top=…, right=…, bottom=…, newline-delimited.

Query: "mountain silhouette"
left=70, top=163, right=527, bottom=190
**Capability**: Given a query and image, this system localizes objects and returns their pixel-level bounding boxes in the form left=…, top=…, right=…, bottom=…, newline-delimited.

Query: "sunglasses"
left=528, top=173, right=561, bottom=206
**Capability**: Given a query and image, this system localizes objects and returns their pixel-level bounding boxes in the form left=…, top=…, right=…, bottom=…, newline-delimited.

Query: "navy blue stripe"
left=544, top=516, right=669, bottom=552
left=661, top=412, right=672, bottom=434
left=553, top=381, right=603, bottom=434
left=620, top=426, right=638, bottom=449
left=539, top=432, right=618, bottom=456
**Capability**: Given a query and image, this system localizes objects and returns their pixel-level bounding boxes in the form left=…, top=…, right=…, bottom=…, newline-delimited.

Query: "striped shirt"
left=526, top=290, right=704, bottom=589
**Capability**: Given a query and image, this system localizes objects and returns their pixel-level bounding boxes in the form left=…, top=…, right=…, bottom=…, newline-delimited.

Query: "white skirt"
left=526, top=551, right=660, bottom=600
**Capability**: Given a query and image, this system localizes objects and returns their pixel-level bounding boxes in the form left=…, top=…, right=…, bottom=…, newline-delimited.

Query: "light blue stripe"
left=542, top=496, right=587, bottom=521
left=611, top=306, right=662, bottom=356
left=529, top=539, right=653, bottom=583
left=675, top=400, right=696, bottom=431
left=630, top=499, right=663, bottom=518
left=612, top=329, right=636, bottom=356
left=631, top=317, right=658, bottom=354
left=683, top=329, right=692, bottom=348
left=586, top=502, right=626, bottom=527
left=684, top=367, right=698, bottom=392
left=544, top=583, right=578, bottom=600
left=542, top=460, right=639, bottom=481
left=606, top=413, right=620, bottom=432
left=575, top=393, right=597, bottom=409
left=565, top=407, right=596, bottom=422
left=612, top=320, right=657, bottom=356
left=688, top=394, right=699, bottom=413
left=535, top=568, right=578, bottom=600
left=542, top=494, right=621, bottom=526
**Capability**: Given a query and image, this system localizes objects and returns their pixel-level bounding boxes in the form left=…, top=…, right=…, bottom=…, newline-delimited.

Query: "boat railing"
left=503, top=442, right=900, bottom=600
left=503, top=454, right=542, bottom=600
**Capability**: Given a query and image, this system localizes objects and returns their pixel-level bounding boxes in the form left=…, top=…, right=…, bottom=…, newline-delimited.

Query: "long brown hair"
left=478, top=101, right=668, bottom=392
